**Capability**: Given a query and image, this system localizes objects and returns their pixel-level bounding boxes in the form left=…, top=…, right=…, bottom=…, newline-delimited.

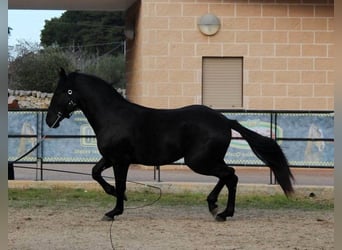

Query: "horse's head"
left=46, top=68, right=78, bottom=128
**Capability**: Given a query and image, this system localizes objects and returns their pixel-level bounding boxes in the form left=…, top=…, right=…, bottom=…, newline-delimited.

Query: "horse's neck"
left=77, top=85, right=130, bottom=133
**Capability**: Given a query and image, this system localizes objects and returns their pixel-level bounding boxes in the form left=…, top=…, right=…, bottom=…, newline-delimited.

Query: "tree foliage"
left=8, top=11, right=126, bottom=93
left=8, top=46, right=72, bottom=92
left=8, top=42, right=126, bottom=92
left=41, top=11, right=125, bottom=55
left=82, top=53, right=126, bottom=88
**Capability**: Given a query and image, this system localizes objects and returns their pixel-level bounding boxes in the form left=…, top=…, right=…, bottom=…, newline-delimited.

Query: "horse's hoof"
left=210, top=207, right=219, bottom=217
left=215, top=214, right=227, bottom=222
left=101, top=215, right=115, bottom=221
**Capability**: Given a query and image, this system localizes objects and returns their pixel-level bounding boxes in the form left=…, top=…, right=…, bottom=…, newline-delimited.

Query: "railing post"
left=154, top=165, right=161, bottom=182
left=37, top=157, right=43, bottom=181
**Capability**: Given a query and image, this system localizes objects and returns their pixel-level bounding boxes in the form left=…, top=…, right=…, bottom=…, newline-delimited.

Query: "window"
left=202, top=57, right=243, bottom=109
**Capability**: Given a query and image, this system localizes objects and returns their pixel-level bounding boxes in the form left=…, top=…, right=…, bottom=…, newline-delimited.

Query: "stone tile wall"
left=126, top=0, right=334, bottom=110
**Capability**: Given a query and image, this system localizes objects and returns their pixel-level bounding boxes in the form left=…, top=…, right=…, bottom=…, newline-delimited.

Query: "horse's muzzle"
left=51, top=121, right=60, bottom=128
left=46, top=114, right=62, bottom=128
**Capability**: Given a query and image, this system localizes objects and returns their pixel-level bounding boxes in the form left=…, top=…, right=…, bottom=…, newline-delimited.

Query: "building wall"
left=126, top=0, right=334, bottom=110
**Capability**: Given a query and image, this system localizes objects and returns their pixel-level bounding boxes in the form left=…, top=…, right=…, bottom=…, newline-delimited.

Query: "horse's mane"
left=68, top=71, right=125, bottom=100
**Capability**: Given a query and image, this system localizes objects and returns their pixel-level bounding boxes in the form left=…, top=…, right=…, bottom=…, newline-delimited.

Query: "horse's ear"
left=59, top=68, right=67, bottom=78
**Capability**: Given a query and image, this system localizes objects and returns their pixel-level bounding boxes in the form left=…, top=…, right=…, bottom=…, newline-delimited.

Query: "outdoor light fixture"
left=198, top=13, right=221, bottom=36
left=124, top=22, right=135, bottom=40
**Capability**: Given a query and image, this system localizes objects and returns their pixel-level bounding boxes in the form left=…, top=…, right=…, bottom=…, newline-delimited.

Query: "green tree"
left=41, top=11, right=125, bottom=55
left=8, top=11, right=127, bottom=93
left=8, top=42, right=126, bottom=92
left=84, top=54, right=126, bottom=88
left=9, top=46, right=72, bottom=92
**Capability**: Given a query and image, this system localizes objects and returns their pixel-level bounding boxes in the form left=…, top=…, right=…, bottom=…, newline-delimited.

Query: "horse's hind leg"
left=207, top=166, right=238, bottom=221
left=207, top=179, right=225, bottom=216
left=215, top=168, right=238, bottom=221
left=187, top=157, right=238, bottom=221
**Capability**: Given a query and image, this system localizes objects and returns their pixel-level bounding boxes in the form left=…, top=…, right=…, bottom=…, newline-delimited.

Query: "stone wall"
left=8, top=89, right=53, bottom=109
left=126, top=0, right=334, bottom=110
left=8, top=88, right=126, bottom=109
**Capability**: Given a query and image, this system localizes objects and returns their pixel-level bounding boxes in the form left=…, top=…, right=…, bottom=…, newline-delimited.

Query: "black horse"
left=46, top=68, right=294, bottom=221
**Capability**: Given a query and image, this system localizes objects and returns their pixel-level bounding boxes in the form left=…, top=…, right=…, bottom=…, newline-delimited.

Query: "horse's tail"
left=228, top=119, right=294, bottom=196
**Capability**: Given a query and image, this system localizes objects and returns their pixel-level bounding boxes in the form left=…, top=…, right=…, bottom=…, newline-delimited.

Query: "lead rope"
left=109, top=220, right=115, bottom=250
left=10, top=113, right=62, bottom=164
left=109, top=181, right=162, bottom=250
left=10, top=113, right=161, bottom=250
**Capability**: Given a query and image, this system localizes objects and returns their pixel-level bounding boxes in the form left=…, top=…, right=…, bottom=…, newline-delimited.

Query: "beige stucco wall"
left=126, top=0, right=334, bottom=110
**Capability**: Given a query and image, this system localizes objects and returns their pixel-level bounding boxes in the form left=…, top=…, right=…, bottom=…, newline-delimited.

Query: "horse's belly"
left=134, top=144, right=183, bottom=166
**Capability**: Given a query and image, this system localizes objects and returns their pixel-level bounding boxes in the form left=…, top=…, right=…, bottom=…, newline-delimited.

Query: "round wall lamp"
left=198, top=13, right=221, bottom=36
left=124, top=22, right=135, bottom=40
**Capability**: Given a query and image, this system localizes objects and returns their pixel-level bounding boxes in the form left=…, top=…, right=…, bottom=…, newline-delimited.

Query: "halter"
left=59, top=89, right=78, bottom=119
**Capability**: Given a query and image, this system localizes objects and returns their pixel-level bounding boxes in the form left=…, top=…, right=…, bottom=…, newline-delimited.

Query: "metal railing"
left=8, top=109, right=334, bottom=182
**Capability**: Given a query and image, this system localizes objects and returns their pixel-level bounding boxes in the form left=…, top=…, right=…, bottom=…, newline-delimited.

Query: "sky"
left=8, top=10, right=65, bottom=47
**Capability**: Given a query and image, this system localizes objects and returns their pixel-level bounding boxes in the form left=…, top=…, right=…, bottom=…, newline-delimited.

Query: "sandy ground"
left=12, top=164, right=334, bottom=187
left=8, top=204, right=333, bottom=250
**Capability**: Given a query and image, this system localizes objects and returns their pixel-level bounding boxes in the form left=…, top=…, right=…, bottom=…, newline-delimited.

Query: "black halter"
left=58, top=89, right=78, bottom=119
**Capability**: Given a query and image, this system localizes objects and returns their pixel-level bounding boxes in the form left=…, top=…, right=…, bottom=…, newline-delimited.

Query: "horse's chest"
left=97, top=131, right=133, bottom=156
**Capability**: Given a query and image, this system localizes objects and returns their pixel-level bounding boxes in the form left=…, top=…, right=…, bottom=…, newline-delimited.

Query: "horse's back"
left=129, top=105, right=230, bottom=165
left=140, top=105, right=229, bottom=135
left=97, top=103, right=231, bottom=166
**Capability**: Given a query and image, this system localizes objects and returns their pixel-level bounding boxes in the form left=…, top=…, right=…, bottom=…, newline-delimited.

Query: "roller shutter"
left=202, top=57, right=243, bottom=109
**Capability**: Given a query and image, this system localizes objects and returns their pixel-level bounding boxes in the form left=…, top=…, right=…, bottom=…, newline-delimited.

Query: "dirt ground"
left=8, top=204, right=333, bottom=250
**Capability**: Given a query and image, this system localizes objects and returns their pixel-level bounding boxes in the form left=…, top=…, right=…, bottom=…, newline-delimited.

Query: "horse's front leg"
left=92, top=157, right=118, bottom=197
left=102, top=163, right=129, bottom=221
